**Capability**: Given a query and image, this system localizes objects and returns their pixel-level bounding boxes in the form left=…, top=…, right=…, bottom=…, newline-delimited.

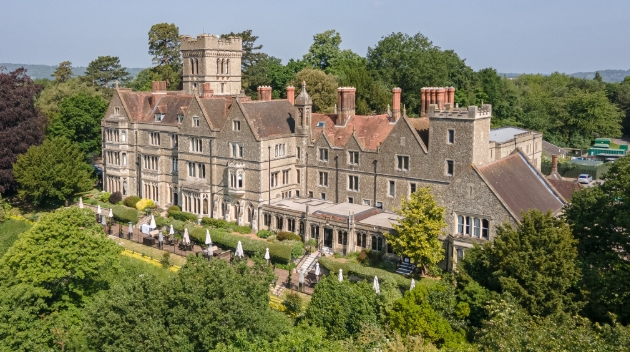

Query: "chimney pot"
left=336, top=87, right=356, bottom=126
left=551, top=154, right=559, bottom=175
left=286, top=86, right=295, bottom=105
left=391, top=87, right=401, bottom=121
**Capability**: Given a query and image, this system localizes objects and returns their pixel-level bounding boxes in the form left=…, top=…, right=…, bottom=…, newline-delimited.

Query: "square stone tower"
left=181, top=34, right=242, bottom=96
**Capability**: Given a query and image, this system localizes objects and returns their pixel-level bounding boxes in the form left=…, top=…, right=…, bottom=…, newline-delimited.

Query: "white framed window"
left=172, top=157, right=178, bottom=173
left=271, top=172, right=279, bottom=187
left=177, top=114, right=184, bottom=124
left=154, top=113, right=165, bottom=122
left=446, top=160, right=454, bottom=176
left=143, top=155, right=158, bottom=171
left=348, top=151, right=359, bottom=165
left=348, top=175, right=359, bottom=192
left=190, top=138, right=203, bottom=153
left=388, top=180, right=395, bottom=197
left=150, top=132, right=160, bottom=146
left=114, top=107, right=120, bottom=114
left=319, top=148, right=328, bottom=162
left=230, top=142, right=243, bottom=158
left=319, top=172, right=328, bottom=187
left=274, top=143, right=286, bottom=158
left=457, top=215, right=489, bottom=239
left=397, top=155, right=409, bottom=171
left=187, top=162, right=205, bottom=178
left=193, top=117, right=200, bottom=127
left=447, top=129, right=455, bottom=144
left=282, top=170, right=289, bottom=185
left=121, top=131, right=126, bottom=142
left=122, top=153, right=127, bottom=166
left=232, top=120, right=241, bottom=131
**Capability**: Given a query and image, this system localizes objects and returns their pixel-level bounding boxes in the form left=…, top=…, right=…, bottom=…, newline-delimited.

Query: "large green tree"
left=292, top=68, right=338, bottom=113
left=0, top=68, right=46, bottom=194
left=52, top=61, right=73, bottom=83
left=565, top=155, right=630, bottom=324
left=305, top=274, right=378, bottom=340
left=148, top=23, right=181, bottom=66
left=84, top=55, right=130, bottom=87
left=303, top=29, right=358, bottom=71
left=47, top=92, right=108, bottom=156
left=461, top=210, right=582, bottom=317
left=13, top=137, right=94, bottom=206
left=0, top=207, right=121, bottom=350
left=386, top=187, right=446, bottom=272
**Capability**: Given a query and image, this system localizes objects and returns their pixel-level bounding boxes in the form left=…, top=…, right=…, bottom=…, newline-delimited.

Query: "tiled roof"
left=240, top=100, right=295, bottom=139
left=118, top=90, right=193, bottom=124
left=198, top=97, right=231, bottom=130
left=547, top=178, right=582, bottom=201
left=311, top=113, right=395, bottom=150
left=477, top=152, right=564, bottom=220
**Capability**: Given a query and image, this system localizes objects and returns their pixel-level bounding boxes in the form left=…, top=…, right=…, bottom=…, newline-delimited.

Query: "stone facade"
left=102, top=33, right=564, bottom=270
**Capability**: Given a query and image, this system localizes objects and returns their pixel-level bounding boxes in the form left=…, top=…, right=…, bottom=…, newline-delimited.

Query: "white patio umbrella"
left=235, top=241, right=244, bottom=258
left=97, top=205, right=101, bottom=214
left=108, top=208, right=113, bottom=218
left=338, top=268, right=343, bottom=282
left=373, top=276, right=380, bottom=295
left=315, top=262, right=320, bottom=276
left=299, top=270, right=304, bottom=285
left=183, top=228, right=190, bottom=245
left=264, top=248, right=270, bottom=261
left=79, top=197, right=84, bottom=209
left=149, top=215, right=156, bottom=229
left=158, top=231, right=163, bottom=243
left=205, top=229, right=212, bottom=247
left=410, top=278, right=416, bottom=291
left=169, top=224, right=174, bottom=235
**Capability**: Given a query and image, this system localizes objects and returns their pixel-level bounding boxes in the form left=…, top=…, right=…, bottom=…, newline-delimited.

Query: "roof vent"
left=316, top=121, right=325, bottom=127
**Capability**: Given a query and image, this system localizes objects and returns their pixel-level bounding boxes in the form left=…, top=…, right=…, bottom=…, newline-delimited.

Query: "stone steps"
left=299, top=252, right=319, bottom=273
left=396, top=262, right=415, bottom=275
left=320, top=246, right=333, bottom=256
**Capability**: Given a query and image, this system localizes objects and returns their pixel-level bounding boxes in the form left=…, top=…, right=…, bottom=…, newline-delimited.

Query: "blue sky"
left=1, top=0, right=629, bottom=73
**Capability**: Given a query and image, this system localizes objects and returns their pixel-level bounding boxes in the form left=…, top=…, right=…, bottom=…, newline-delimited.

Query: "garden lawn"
left=0, top=219, right=32, bottom=258
left=111, top=237, right=188, bottom=267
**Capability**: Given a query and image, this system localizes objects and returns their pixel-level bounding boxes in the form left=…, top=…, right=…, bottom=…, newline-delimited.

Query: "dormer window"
left=154, top=113, right=165, bottom=122
left=316, top=121, right=325, bottom=128
left=177, top=114, right=184, bottom=124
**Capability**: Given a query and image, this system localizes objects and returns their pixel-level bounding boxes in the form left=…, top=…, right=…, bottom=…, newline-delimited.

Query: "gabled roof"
left=542, top=140, right=568, bottom=156
left=311, top=113, right=395, bottom=151
left=546, top=178, right=582, bottom=201
left=197, top=96, right=231, bottom=130
left=476, top=151, right=565, bottom=220
left=240, top=100, right=295, bottom=139
left=117, top=89, right=193, bottom=125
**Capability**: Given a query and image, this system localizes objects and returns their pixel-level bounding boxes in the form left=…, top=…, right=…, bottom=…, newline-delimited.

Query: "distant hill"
left=0, top=63, right=145, bottom=80
left=499, top=69, right=630, bottom=83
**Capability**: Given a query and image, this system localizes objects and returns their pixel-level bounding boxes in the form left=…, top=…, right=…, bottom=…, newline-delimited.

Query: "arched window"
left=190, top=58, right=194, bottom=74
left=216, top=59, right=219, bottom=74
left=220, top=59, right=224, bottom=74
left=237, top=173, right=243, bottom=188
left=226, top=59, right=229, bottom=74
left=195, top=58, right=199, bottom=74
left=203, top=199, right=208, bottom=214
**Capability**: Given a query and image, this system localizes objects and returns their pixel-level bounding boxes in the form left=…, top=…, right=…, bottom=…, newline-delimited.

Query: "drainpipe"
left=268, top=145, right=271, bottom=204
left=305, top=151, right=309, bottom=198
left=373, top=160, right=377, bottom=206
left=209, top=139, right=213, bottom=218
left=335, top=155, right=339, bottom=203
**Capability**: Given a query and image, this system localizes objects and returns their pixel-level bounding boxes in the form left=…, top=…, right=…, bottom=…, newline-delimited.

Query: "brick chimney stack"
left=286, top=86, right=295, bottom=105
left=447, top=87, right=455, bottom=106
left=152, top=81, right=166, bottom=94
left=257, top=86, right=272, bottom=101
left=336, top=87, right=356, bottom=126
left=201, top=82, right=213, bottom=98
left=551, top=154, right=559, bottom=175
left=391, top=87, right=401, bottom=121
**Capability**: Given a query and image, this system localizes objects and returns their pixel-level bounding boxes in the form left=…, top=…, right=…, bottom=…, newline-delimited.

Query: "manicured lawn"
left=111, top=237, right=188, bottom=267
left=0, top=219, right=32, bottom=258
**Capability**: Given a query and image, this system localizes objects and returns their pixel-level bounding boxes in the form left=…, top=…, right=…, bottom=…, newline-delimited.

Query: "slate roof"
left=311, top=113, right=395, bottom=150
left=240, top=100, right=295, bottom=139
left=542, top=140, right=568, bottom=156
left=546, top=178, right=582, bottom=201
left=118, top=90, right=193, bottom=124
left=477, top=152, right=564, bottom=220
left=198, top=96, right=231, bottom=130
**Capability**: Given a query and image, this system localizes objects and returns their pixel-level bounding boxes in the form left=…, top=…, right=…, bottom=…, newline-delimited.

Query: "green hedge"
left=318, top=256, right=411, bottom=290
left=169, top=210, right=198, bottom=222
left=112, top=205, right=139, bottom=224
left=123, top=196, right=141, bottom=208
left=277, top=231, right=301, bottom=241
left=190, top=227, right=297, bottom=264
left=256, top=229, right=274, bottom=239
left=200, top=217, right=252, bottom=234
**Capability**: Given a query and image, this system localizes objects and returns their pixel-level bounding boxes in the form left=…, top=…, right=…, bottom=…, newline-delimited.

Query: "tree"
left=221, top=29, right=266, bottom=72
left=303, top=29, right=358, bottom=71
left=565, top=155, right=630, bottom=324
left=13, top=137, right=94, bottom=206
left=36, top=77, right=111, bottom=121
left=0, top=68, right=46, bottom=194
left=292, top=68, right=338, bottom=113
left=0, top=207, right=121, bottom=350
left=461, top=210, right=582, bottom=317
left=84, top=56, right=130, bottom=87
left=385, top=187, right=446, bottom=272
left=46, top=92, right=108, bottom=156
left=52, top=61, right=73, bottom=82
left=389, top=285, right=467, bottom=348
left=304, top=274, right=378, bottom=340
left=564, top=89, right=622, bottom=148
left=148, top=23, right=181, bottom=66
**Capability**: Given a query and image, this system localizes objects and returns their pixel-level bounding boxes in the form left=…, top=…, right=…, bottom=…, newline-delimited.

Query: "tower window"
left=389, top=180, right=395, bottom=197
left=448, top=129, right=455, bottom=144
left=446, top=160, right=454, bottom=176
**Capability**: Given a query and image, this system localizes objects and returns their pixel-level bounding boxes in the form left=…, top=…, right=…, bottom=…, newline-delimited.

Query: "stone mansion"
left=101, top=33, right=563, bottom=269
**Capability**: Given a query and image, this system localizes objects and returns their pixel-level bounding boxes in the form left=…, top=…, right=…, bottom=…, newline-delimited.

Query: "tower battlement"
left=181, top=34, right=243, bottom=52
left=428, top=104, right=492, bottom=119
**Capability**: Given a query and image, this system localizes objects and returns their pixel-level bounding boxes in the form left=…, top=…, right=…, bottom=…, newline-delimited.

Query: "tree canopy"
left=386, top=187, right=446, bottom=271
left=148, top=23, right=181, bottom=67
left=84, top=56, right=130, bottom=87
left=0, top=68, right=46, bottom=194
left=52, top=61, right=73, bottom=83
left=13, top=137, right=94, bottom=206
left=292, top=68, right=338, bottom=113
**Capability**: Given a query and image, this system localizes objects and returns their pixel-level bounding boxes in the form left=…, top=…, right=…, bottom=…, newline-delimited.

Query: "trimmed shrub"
left=135, top=198, right=155, bottom=211
left=155, top=215, right=168, bottom=227
left=190, top=227, right=296, bottom=264
left=318, top=256, right=411, bottom=290
left=170, top=219, right=186, bottom=232
left=201, top=217, right=228, bottom=228
left=84, top=197, right=98, bottom=206
left=112, top=205, right=139, bottom=224
left=99, top=192, right=110, bottom=203
left=284, top=292, right=303, bottom=317
left=233, top=225, right=252, bottom=234
left=109, top=191, right=122, bottom=204
left=169, top=210, right=198, bottom=222
left=123, top=196, right=141, bottom=208
left=256, top=229, right=274, bottom=239
left=277, top=231, right=302, bottom=242
left=167, top=205, right=181, bottom=213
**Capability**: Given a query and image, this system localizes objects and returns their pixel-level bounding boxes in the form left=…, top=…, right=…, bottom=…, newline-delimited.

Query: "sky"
left=1, top=0, right=629, bottom=74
